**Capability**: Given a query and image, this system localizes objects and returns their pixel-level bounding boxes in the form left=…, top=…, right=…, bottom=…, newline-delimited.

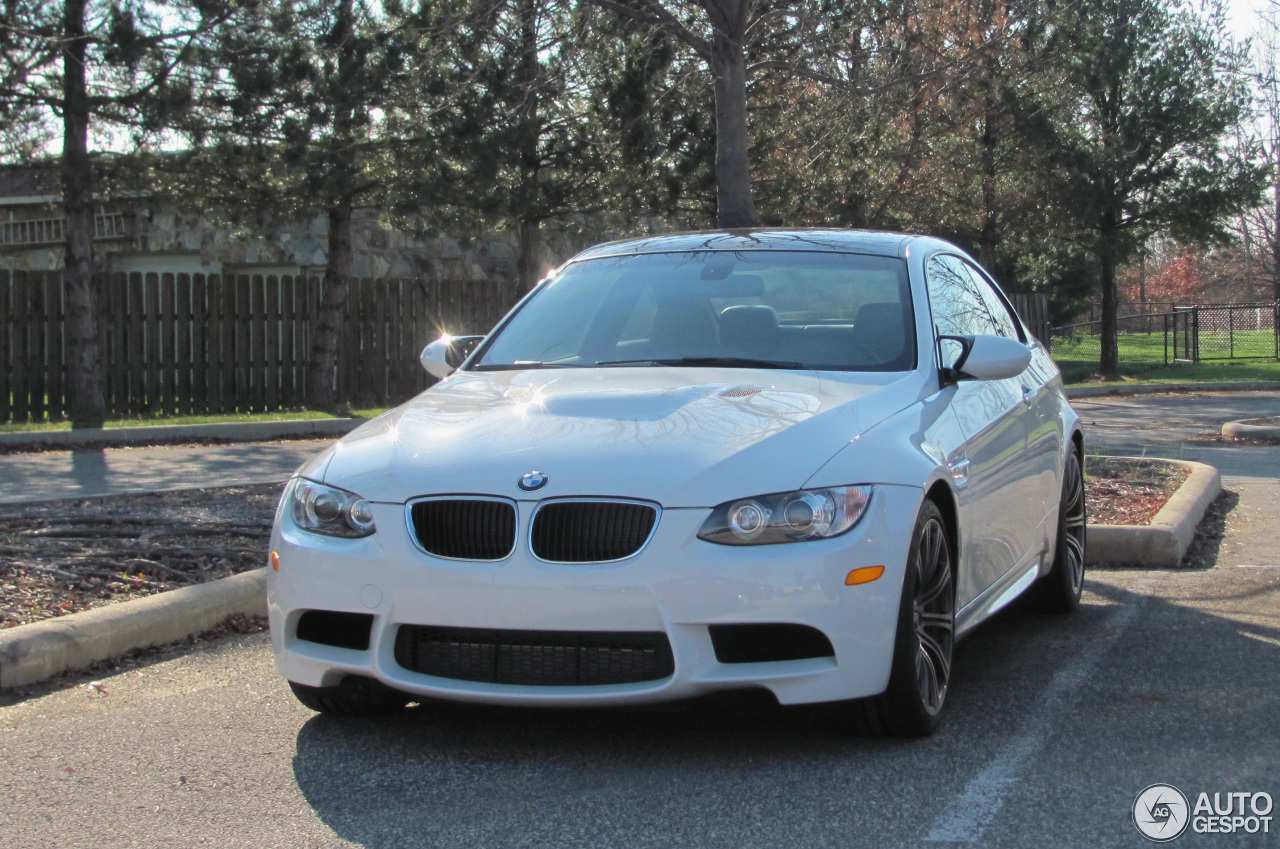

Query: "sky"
left=1229, top=0, right=1274, bottom=39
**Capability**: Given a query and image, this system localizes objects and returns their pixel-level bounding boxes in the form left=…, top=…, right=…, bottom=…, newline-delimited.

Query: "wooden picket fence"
left=1, top=271, right=517, bottom=424
left=1009, top=293, right=1051, bottom=349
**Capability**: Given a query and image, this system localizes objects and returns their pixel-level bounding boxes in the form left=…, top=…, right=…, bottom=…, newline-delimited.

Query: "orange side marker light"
left=270, top=551, right=280, bottom=571
left=845, top=565, right=885, bottom=586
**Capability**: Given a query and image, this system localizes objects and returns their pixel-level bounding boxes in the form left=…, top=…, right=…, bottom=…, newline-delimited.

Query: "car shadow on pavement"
left=291, top=574, right=1280, bottom=849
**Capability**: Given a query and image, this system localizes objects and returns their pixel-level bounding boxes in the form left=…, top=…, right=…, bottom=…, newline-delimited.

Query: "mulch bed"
left=1, top=484, right=281, bottom=630
left=1085, top=457, right=1189, bottom=526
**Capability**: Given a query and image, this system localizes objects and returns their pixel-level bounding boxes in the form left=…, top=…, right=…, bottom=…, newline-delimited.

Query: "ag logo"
left=518, top=471, right=548, bottom=492
left=1133, top=784, right=1190, bottom=842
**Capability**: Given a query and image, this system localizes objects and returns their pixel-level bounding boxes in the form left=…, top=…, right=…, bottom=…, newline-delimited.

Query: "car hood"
left=308, top=368, right=923, bottom=507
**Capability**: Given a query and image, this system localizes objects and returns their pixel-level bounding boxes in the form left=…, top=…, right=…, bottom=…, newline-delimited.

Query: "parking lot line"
left=925, top=574, right=1160, bottom=843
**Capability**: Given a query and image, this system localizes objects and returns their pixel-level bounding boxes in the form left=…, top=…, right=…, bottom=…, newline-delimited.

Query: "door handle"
left=1021, top=385, right=1035, bottom=406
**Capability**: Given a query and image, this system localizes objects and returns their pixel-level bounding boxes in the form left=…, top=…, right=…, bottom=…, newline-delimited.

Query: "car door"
left=925, top=254, right=1037, bottom=608
left=961, top=261, right=1064, bottom=532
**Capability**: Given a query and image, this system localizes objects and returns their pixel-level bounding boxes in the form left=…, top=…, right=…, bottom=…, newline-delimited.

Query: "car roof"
left=569, top=229, right=922, bottom=262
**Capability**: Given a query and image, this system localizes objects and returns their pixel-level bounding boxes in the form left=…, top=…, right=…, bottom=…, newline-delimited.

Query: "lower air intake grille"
left=409, top=498, right=516, bottom=560
left=530, top=500, right=657, bottom=563
left=394, top=626, right=675, bottom=686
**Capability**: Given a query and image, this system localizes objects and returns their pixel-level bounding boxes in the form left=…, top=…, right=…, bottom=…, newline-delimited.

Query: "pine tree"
left=1058, top=0, right=1265, bottom=379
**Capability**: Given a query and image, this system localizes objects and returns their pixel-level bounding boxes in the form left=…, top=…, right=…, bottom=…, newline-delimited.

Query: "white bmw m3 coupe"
left=268, top=229, right=1085, bottom=737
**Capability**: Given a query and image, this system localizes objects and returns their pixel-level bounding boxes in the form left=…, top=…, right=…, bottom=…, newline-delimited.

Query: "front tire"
left=1032, top=446, right=1086, bottom=613
left=848, top=499, right=955, bottom=738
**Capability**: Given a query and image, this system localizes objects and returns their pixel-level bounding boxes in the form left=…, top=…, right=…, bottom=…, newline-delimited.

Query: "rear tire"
left=1031, top=446, right=1086, bottom=614
left=847, top=499, right=954, bottom=738
left=289, top=677, right=411, bottom=716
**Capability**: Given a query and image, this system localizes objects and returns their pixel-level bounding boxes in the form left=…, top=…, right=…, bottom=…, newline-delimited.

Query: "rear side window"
left=957, top=260, right=1024, bottom=341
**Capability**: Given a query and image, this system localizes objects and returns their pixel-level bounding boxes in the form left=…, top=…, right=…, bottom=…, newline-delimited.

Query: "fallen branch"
left=17, top=563, right=86, bottom=582
left=24, top=528, right=142, bottom=539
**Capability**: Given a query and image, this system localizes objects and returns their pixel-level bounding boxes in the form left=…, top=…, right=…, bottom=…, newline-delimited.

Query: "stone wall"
left=2, top=195, right=667, bottom=279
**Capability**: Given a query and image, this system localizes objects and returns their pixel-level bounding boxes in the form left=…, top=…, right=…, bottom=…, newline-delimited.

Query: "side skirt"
left=955, top=557, right=1041, bottom=639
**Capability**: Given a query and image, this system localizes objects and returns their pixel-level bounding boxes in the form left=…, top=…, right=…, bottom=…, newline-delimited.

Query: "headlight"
left=697, top=486, right=872, bottom=545
left=290, top=478, right=377, bottom=538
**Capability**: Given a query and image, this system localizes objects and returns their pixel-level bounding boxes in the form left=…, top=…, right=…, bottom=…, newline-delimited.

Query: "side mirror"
left=938, top=334, right=1031, bottom=383
left=420, top=334, right=484, bottom=379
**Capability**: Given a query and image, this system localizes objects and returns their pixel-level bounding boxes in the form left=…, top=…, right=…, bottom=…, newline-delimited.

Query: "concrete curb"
left=1086, top=459, right=1221, bottom=567
left=0, top=568, right=266, bottom=690
left=0, top=418, right=360, bottom=449
left=1221, top=417, right=1280, bottom=439
left=1067, top=381, right=1280, bottom=399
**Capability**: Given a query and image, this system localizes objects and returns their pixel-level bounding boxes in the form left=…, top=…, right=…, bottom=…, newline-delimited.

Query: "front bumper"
left=267, top=484, right=921, bottom=707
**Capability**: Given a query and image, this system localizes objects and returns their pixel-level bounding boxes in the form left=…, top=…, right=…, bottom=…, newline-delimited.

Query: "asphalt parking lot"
left=1, top=565, right=1277, bottom=848
left=1, top=391, right=1278, bottom=848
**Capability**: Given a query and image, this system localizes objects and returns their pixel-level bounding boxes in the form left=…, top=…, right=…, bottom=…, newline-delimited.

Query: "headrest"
left=719, top=304, right=779, bottom=340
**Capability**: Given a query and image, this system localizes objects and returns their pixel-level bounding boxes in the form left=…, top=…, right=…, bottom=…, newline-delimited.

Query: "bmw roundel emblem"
left=519, top=471, right=548, bottom=491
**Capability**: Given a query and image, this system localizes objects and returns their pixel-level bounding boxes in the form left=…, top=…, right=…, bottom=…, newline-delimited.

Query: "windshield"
left=472, top=250, right=915, bottom=372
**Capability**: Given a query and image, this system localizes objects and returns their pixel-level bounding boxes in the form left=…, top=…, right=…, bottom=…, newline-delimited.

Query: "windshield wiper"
left=469, top=362, right=585, bottom=371
left=594, top=357, right=804, bottom=369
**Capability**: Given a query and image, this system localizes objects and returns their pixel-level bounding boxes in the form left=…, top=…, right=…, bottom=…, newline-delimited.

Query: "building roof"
left=0, top=163, right=60, bottom=200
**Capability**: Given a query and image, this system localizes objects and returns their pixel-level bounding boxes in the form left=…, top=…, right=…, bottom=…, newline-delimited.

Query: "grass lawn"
left=0, top=408, right=390, bottom=433
left=1053, top=328, right=1280, bottom=385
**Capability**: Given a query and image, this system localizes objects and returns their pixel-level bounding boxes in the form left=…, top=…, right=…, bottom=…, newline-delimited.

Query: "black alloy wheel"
left=848, top=499, right=955, bottom=738
left=1032, top=446, right=1086, bottom=613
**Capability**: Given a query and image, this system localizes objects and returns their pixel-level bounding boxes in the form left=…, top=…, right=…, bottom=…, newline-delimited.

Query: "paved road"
left=0, top=440, right=333, bottom=504
left=1, top=391, right=1279, bottom=848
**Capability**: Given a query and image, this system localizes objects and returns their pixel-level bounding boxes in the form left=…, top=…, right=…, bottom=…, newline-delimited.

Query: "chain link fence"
left=1051, top=312, right=1185, bottom=382
left=1050, top=303, right=1278, bottom=382
left=1187, top=303, right=1279, bottom=361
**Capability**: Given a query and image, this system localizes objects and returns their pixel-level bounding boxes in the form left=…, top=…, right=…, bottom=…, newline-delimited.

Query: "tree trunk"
left=708, top=8, right=756, bottom=229
left=978, top=96, right=998, bottom=273
left=513, top=0, right=542, bottom=296
left=1273, top=177, right=1280, bottom=302
left=307, top=202, right=354, bottom=411
left=62, top=0, right=106, bottom=428
left=1242, top=216, right=1254, bottom=302
left=1138, top=248, right=1146, bottom=311
left=516, top=218, right=541, bottom=295
left=1098, top=235, right=1120, bottom=380
left=306, top=0, right=358, bottom=412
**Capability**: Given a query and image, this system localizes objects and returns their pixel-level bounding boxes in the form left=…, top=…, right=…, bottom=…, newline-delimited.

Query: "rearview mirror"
left=939, top=334, right=1031, bottom=383
left=420, top=334, right=484, bottom=379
